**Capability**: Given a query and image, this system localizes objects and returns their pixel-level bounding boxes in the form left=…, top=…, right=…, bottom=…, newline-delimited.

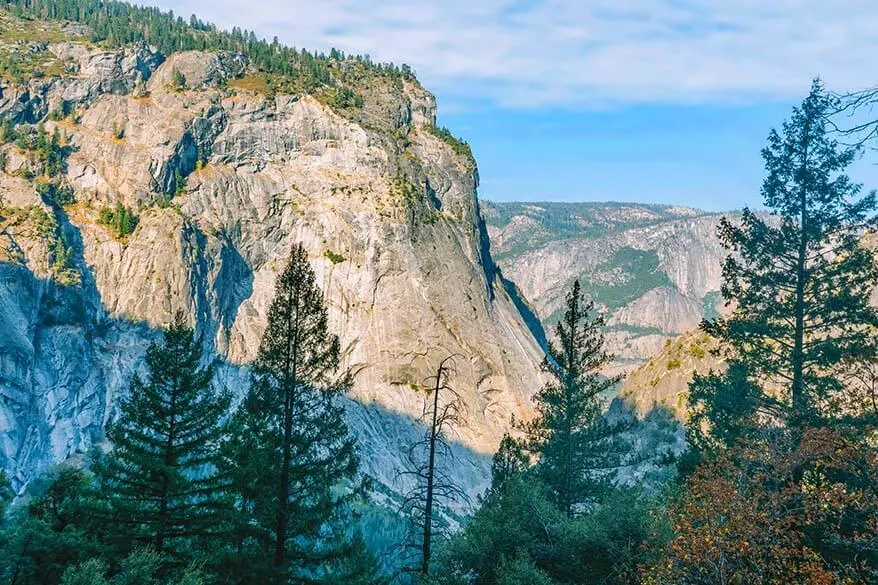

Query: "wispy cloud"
left=143, top=1, right=878, bottom=108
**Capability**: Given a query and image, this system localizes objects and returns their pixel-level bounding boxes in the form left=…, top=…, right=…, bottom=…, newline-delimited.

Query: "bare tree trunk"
left=420, top=359, right=444, bottom=575
left=398, top=355, right=467, bottom=579
left=791, top=118, right=811, bottom=419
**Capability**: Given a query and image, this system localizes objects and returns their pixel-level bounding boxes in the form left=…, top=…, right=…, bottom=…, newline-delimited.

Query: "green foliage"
left=36, top=208, right=79, bottom=284
left=666, top=358, right=681, bottom=370
left=0, top=43, right=67, bottom=84
left=322, top=533, right=388, bottom=585
left=220, top=243, right=362, bottom=581
left=36, top=181, right=75, bottom=205
left=0, top=466, right=106, bottom=585
left=430, top=476, right=565, bottom=585
left=390, top=174, right=420, bottom=205
left=59, top=558, right=106, bottom=585
left=495, top=556, right=555, bottom=585
left=519, top=280, right=631, bottom=517
left=170, top=67, right=186, bottom=91
left=693, top=80, right=878, bottom=445
left=481, top=201, right=719, bottom=261
left=569, top=488, right=671, bottom=584
left=582, top=248, right=673, bottom=312
left=686, top=343, right=705, bottom=359
left=9, top=123, right=71, bottom=177
left=60, top=550, right=204, bottom=585
left=47, top=102, right=74, bottom=121
left=324, top=249, right=345, bottom=264
left=2, top=0, right=415, bottom=97
left=0, top=471, right=12, bottom=518
left=96, top=312, right=231, bottom=562
left=97, top=203, right=138, bottom=238
left=332, top=85, right=365, bottom=109
left=432, top=477, right=666, bottom=585
left=687, top=362, right=764, bottom=454
left=173, top=168, right=187, bottom=196
left=425, top=124, right=473, bottom=161
left=489, top=434, right=529, bottom=494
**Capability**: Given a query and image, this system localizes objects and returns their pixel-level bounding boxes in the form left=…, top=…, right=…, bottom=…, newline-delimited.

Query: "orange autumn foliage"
left=646, top=428, right=877, bottom=585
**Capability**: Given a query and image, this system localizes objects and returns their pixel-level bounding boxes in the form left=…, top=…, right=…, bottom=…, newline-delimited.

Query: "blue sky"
left=142, top=1, right=878, bottom=211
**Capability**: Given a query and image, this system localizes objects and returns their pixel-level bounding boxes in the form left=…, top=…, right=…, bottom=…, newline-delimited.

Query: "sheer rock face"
left=0, top=45, right=543, bottom=497
left=483, top=202, right=729, bottom=377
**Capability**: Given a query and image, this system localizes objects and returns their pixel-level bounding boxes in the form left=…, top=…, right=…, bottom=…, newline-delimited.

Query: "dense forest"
left=1, top=0, right=413, bottom=94
left=0, top=1, right=876, bottom=584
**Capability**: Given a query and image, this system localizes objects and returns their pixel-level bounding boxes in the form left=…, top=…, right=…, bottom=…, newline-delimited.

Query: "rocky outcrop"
left=619, top=330, right=722, bottom=420
left=0, top=34, right=544, bottom=499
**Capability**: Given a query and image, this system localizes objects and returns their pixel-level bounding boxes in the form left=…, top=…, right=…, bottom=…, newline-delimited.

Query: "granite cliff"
left=0, top=10, right=544, bottom=497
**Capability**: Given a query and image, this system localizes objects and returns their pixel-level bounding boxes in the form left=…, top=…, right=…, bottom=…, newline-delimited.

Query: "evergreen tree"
left=97, top=312, right=230, bottom=562
left=222, top=243, right=360, bottom=583
left=323, top=533, right=387, bottom=585
left=60, top=549, right=204, bottom=585
left=520, top=280, right=628, bottom=517
left=489, top=434, right=529, bottom=494
left=0, top=471, right=12, bottom=518
left=0, top=466, right=105, bottom=585
left=691, top=80, right=878, bottom=445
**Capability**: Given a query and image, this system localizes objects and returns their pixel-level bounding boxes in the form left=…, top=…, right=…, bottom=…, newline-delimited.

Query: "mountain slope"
left=483, top=201, right=729, bottom=376
left=619, top=231, right=878, bottom=421
left=0, top=8, right=543, bottom=496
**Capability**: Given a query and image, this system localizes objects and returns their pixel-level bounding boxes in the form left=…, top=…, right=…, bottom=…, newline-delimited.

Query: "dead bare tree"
left=827, top=85, right=878, bottom=148
left=396, top=355, right=469, bottom=580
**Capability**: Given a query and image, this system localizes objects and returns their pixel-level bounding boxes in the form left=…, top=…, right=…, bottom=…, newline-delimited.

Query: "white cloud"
left=143, top=0, right=878, bottom=108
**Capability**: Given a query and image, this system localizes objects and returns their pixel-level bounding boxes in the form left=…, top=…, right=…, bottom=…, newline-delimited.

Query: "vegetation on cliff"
left=2, top=0, right=414, bottom=96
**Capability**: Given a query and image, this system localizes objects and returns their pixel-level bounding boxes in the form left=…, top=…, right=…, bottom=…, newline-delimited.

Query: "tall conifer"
left=99, top=312, right=230, bottom=562
left=223, top=243, right=360, bottom=582
left=691, top=80, right=878, bottom=445
left=521, top=280, right=628, bottom=517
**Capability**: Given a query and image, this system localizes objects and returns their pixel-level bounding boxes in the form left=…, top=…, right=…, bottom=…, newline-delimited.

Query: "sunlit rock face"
left=0, top=41, right=544, bottom=501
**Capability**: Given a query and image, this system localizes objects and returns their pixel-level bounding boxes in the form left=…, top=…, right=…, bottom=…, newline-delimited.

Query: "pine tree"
left=490, top=434, right=529, bottom=494
left=692, top=80, right=878, bottom=444
left=223, top=243, right=360, bottom=582
left=323, top=533, right=387, bottom=585
left=98, top=312, right=230, bottom=562
left=520, top=280, right=627, bottom=517
left=0, top=466, right=106, bottom=585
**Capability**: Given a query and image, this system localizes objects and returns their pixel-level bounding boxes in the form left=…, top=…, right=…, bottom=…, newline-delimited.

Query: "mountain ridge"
left=482, top=199, right=733, bottom=377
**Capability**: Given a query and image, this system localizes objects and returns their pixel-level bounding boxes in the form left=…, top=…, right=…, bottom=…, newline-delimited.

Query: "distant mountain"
left=482, top=201, right=732, bottom=377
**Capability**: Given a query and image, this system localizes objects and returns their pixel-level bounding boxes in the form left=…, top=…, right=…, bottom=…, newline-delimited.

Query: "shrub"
left=36, top=181, right=75, bottom=205
left=171, top=67, right=186, bottom=91
left=425, top=124, right=473, bottom=161
left=688, top=343, right=706, bottom=359
left=98, top=202, right=138, bottom=238
left=324, top=249, right=345, bottom=264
